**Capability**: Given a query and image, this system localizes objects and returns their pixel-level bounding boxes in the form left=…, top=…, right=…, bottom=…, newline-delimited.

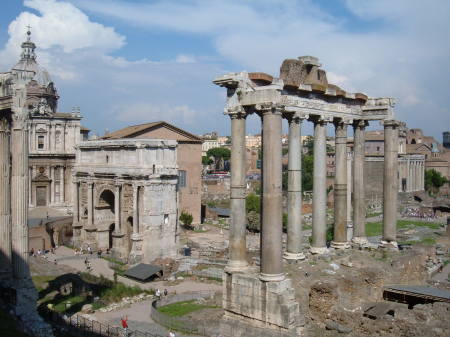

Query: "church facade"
left=1, top=31, right=89, bottom=212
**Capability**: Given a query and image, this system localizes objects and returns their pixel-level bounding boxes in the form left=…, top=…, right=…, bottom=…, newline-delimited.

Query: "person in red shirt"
left=121, top=316, right=128, bottom=336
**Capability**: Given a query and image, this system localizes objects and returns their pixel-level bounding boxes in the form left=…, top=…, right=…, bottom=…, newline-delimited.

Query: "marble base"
left=224, top=260, right=249, bottom=273
left=379, top=240, right=398, bottom=250
left=310, top=246, right=329, bottom=255
left=351, top=236, right=368, bottom=246
left=283, top=252, right=306, bottom=260
left=330, top=241, right=351, bottom=249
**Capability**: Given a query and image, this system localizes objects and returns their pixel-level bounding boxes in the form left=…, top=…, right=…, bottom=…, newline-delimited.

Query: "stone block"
left=221, top=271, right=302, bottom=337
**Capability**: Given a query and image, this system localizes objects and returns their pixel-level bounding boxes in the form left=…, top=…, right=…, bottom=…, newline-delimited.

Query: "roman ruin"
left=0, top=29, right=53, bottom=336
left=214, top=56, right=401, bottom=336
left=73, top=139, right=179, bottom=263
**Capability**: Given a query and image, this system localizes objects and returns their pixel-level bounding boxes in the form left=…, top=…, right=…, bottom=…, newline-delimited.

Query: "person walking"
left=121, top=316, right=128, bottom=337
left=168, top=331, right=175, bottom=337
left=156, top=289, right=161, bottom=300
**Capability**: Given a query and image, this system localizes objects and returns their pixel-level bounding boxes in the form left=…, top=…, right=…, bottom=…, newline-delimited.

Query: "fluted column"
left=382, top=120, right=399, bottom=247
left=0, top=117, right=12, bottom=276
left=11, top=114, right=30, bottom=279
left=226, top=111, right=248, bottom=272
left=331, top=120, right=349, bottom=249
left=132, top=184, right=139, bottom=234
left=284, top=116, right=305, bottom=260
left=72, top=180, right=79, bottom=224
left=260, top=105, right=284, bottom=281
left=352, top=120, right=368, bottom=245
left=114, top=184, right=121, bottom=233
left=406, top=157, right=411, bottom=192
left=28, top=166, right=32, bottom=206
left=50, top=166, right=54, bottom=205
left=311, top=118, right=328, bottom=254
left=87, top=182, right=94, bottom=227
left=60, top=166, right=65, bottom=203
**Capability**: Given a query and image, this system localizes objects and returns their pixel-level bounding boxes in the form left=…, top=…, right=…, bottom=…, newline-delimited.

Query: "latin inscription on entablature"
left=281, top=96, right=362, bottom=116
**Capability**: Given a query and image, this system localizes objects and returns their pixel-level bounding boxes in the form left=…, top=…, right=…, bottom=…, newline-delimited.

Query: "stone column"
left=11, top=115, right=30, bottom=280
left=382, top=120, right=399, bottom=247
left=72, top=180, right=79, bottom=225
left=60, top=166, right=65, bottom=203
left=421, top=161, right=425, bottom=190
left=0, top=117, right=11, bottom=276
left=50, top=166, right=54, bottom=205
left=87, top=182, right=94, bottom=227
left=406, top=157, right=411, bottom=192
left=114, top=184, right=121, bottom=233
left=227, top=111, right=248, bottom=271
left=28, top=166, right=32, bottom=206
left=284, top=116, right=305, bottom=260
left=311, top=118, right=328, bottom=254
left=260, top=105, right=284, bottom=280
left=132, top=185, right=139, bottom=234
left=331, top=120, right=349, bottom=249
left=352, top=120, right=368, bottom=245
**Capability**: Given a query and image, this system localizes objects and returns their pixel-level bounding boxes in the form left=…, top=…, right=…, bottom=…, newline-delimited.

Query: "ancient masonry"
left=214, top=56, right=400, bottom=336
left=0, top=30, right=53, bottom=336
left=72, top=139, right=179, bottom=263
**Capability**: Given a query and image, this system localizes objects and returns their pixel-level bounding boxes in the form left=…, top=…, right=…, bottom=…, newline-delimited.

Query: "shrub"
left=179, top=211, right=193, bottom=229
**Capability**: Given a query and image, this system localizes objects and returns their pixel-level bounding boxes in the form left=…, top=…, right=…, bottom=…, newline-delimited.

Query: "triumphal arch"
left=72, top=139, right=179, bottom=263
left=214, top=56, right=400, bottom=336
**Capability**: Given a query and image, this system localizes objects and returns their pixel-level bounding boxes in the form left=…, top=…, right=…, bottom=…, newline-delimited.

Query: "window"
left=164, top=214, right=169, bottom=225
left=178, top=170, right=187, bottom=188
left=37, top=135, right=44, bottom=149
left=376, top=147, right=380, bottom=152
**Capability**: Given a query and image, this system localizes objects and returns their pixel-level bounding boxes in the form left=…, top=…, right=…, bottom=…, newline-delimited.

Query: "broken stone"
left=325, top=319, right=352, bottom=334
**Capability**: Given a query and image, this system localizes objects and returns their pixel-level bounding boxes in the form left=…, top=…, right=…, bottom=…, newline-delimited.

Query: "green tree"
left=246, top=193, right=261, bottom=214
left=202, top=156, right=213, bottom=165
left=425, top=169, right=449, bottom=194
left=302, top=154, right=314, bottom=191
left=206, top=147, right=231, bottom=161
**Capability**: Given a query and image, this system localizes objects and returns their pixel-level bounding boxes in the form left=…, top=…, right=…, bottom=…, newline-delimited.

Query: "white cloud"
left=0, top=0, right=125, bottom=77
left=175, top=54, right=196, bottom=64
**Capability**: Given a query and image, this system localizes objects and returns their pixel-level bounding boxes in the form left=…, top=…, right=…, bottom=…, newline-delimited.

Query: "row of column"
left=226, top=106, right=400, bottom=281
left=72, top=180, right=140, bottom=235
left=406, top=159, right=425, bottom=192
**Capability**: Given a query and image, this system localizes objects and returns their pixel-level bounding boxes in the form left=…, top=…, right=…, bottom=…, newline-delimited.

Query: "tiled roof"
left=103, top=121, right=202, bottom=142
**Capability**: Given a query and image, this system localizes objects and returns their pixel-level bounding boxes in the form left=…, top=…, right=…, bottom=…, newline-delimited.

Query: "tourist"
left=169, top=331, right=175, bottom=337
left=156, top=289, right=161, bottom=299
left=121, top=316, right=128, bottom=337
left=87, top=245, right=92, bottom=255
left=30, top=248, right=34, bottom=257
left=97, top=249, right=102, bottom=258
left=164, top=288, right=168, bottom=297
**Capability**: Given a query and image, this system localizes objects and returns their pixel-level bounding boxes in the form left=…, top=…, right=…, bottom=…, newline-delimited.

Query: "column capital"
left=284, top=114, right=307, bottom=124
left=87, top=181, right=94, bottom=188
left=226, top=106, right=247, bottom=119
left=353, top=119, right=369, bottom=129
left=309, top=115, right=331, bottom=125
left=333, top=118, right=353, bottom=127
left=383, top=119, right=401, bottom=128
left=255, top=102, right=283, bottom=116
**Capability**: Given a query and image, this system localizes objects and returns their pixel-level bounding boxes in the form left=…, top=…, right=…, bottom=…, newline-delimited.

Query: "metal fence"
left=44, top=309, right=165, bottom=337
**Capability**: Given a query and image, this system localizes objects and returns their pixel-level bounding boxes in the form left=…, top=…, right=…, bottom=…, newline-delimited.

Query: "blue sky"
left=0, top=0, right=449, bottom=140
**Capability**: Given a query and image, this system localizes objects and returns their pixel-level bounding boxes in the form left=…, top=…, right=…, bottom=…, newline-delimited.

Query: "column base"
left=259, top=272, right=285, bottom=282
left=283, top=252, right=306, bottom=260
left=221, top=272, right=303, bottom=337
left=310, top=246, right=329, bottom=255
left=330, top=241, right=350, bottom=249
left=379, top=240, right=398, bottom=250
left=351, top=236, right=368, bottom=246
left=225, top=260, right=249, bottom=273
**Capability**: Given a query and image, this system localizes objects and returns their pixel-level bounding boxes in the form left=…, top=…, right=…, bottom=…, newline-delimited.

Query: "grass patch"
left=365, top=220, right=441, bottom=237
left=52, top=295, right=86, bottom=313
left=399, top=237, right=437, bottom=246
left=101, top=256, right=126, bottom=266
left=367, top=212, right=382, bottom=218
left=158, top=300, right=218, bottom=317
left=32, top=275, right=57, bottom=292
